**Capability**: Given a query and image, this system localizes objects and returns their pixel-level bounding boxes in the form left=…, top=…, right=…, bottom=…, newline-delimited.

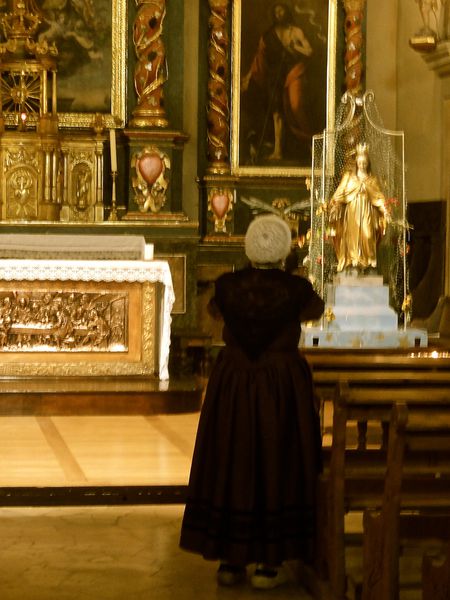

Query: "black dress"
left=179, top=267, right=324, bottom=567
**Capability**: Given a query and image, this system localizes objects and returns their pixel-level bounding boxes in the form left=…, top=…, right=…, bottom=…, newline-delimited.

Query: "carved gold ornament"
left=324, top=307, right=336, bottom=324
left=131, top=146, right=171, bottom=213
left=0, top=290, right=128, bottom=352
left=208, top=188, right=234, bottom=233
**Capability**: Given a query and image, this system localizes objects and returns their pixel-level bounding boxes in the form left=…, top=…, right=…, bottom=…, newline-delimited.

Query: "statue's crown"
left=356, top=142, right=369, bottom=156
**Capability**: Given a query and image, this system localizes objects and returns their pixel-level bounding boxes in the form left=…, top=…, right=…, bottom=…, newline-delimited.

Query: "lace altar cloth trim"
left=0, top=259, right=174, bottom=380
left=0, top=259, right=170, bottom=283
left=0, top=234, right=149, bottom=260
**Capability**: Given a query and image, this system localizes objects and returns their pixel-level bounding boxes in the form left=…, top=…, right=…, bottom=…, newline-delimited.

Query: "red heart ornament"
left=137, top=153, right=164, bottom=185
left=210, top=193, right=230, bottom=220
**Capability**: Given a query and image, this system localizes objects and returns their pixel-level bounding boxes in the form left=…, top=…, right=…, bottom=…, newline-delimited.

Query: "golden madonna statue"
left=328, top=143, right=390, bottom=273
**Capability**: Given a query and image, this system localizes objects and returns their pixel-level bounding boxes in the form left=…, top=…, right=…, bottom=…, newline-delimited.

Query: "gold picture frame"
left=0, top=1, right=127, bottom=129
left=231, top=0, right=337, bottom=177
left=57, top=0, right=127, bottom=129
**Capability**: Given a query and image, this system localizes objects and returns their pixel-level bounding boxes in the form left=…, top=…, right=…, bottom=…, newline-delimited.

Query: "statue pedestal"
left=301, top=328, right=428, bottom=349
left=301, top=274, right=428, bottom=349
left=327, top=274, right=398, bottom=331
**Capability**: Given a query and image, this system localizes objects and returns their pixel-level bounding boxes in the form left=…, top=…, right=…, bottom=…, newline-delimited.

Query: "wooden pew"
left=305, top=347, right=450, bottom=403
left=305, top=347, right=450, bottom=443
left=314, top=378, right=450, bottom=600
left=422, top=543, right=450, bottom=600
left=361, top=401, right=450, bottom=600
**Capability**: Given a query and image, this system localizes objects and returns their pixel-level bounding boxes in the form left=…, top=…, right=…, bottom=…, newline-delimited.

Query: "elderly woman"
left=180, top=215, right=324, bottom=590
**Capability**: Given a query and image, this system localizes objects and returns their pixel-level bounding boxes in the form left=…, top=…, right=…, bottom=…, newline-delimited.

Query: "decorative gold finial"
left=0, top=0, right=57, bottom=58
left=324, top=307, right=336, bottom=324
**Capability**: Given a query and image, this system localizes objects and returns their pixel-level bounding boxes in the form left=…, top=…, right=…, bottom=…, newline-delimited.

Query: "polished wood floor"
left=0, top=412, right=200, bottom=487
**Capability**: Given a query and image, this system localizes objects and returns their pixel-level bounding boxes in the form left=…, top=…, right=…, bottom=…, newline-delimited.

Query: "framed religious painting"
left=231, top=0, right=338, bottom=177
left=0, top=0, right=127, bottom=128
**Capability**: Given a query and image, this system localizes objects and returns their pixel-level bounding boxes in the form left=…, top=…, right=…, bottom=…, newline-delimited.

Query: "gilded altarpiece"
left=59, top=135, right=105, bottom=223
left=0, top=258, right=173, bottom=378
left=0, top=0, right=195, bottom=340
left=0, top=136, right=49, bottom=221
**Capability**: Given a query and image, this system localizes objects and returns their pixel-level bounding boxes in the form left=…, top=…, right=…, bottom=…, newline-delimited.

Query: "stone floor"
left=0, top=504, right=313, bottom=600
left=0, top=412, right=427, bottom=599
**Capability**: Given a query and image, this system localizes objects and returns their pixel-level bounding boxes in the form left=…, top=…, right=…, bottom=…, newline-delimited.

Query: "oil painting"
left=0, top=0, right=127, bottom=127
left=232, top=0, right=337, bottom=177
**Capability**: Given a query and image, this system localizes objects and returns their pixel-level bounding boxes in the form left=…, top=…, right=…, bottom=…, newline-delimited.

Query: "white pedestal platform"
left=301, top=327, right=428, bottom=349
left=301, top=274, right=428, bottom=349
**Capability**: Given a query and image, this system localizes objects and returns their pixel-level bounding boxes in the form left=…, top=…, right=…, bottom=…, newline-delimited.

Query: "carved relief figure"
left=0, top=291, right=126, bottom=351
left=414, top=0, right=440, bottom=34
left=81, top=307, right=110, bottom=347
left=75, top=168, right=91, bottom=210
left=10, top=170, right=35, bottom=219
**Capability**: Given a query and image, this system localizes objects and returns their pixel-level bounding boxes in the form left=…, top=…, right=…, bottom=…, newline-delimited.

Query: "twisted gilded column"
left=130, top=0, right=168, bottom=128
left=340, top=0, right=366, bottom=169
left=342, top=0, right=366, bottom=96
left=206, top=0, right=230, bottom=174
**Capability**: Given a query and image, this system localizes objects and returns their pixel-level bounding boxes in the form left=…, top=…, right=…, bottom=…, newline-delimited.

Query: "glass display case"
left=304, top=91, right=426, bottom=348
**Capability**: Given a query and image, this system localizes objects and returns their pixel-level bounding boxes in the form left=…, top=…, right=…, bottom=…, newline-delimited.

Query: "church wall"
left=397, top=1, right=443, bottom=204
left=366, top=0, right=448, bottom=317
left=365, top=0, right=399, bottom=131
left=366, top=0, right=443, bottom=204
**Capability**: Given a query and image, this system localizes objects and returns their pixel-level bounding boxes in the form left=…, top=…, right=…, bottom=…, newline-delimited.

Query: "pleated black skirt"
left=179, top=345, right=322, bottom=567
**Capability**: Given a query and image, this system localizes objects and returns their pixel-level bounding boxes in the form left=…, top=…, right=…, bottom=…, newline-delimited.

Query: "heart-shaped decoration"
left=210, top=193, right=230, bottom=220
left=137, top=153, right=163, bottom=185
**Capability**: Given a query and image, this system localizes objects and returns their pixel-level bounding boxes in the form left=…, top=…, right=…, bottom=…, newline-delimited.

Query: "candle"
left=144, top=244, right=153, bottom=260
left=109, top=129, right=117, bottom=172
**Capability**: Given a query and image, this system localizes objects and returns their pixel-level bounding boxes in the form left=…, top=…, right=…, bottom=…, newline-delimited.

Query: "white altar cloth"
left=0, top=259, right=174, bottom=379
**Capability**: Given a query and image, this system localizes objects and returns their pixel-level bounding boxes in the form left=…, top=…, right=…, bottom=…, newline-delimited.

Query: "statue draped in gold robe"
left=328, top=144, right=390, bottom=273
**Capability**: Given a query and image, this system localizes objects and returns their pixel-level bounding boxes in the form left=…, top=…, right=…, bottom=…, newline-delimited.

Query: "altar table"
left=0, top=258, right=174, bottom=380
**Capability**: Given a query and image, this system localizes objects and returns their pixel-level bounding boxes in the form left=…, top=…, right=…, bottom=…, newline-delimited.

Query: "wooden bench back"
left=332, top=379, right=450, bottom=450
left=362, top=400, right=450, bottom=600
left=305, top=347, right=450, bottom=404
left=318, top=378, right=450, bottom=600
